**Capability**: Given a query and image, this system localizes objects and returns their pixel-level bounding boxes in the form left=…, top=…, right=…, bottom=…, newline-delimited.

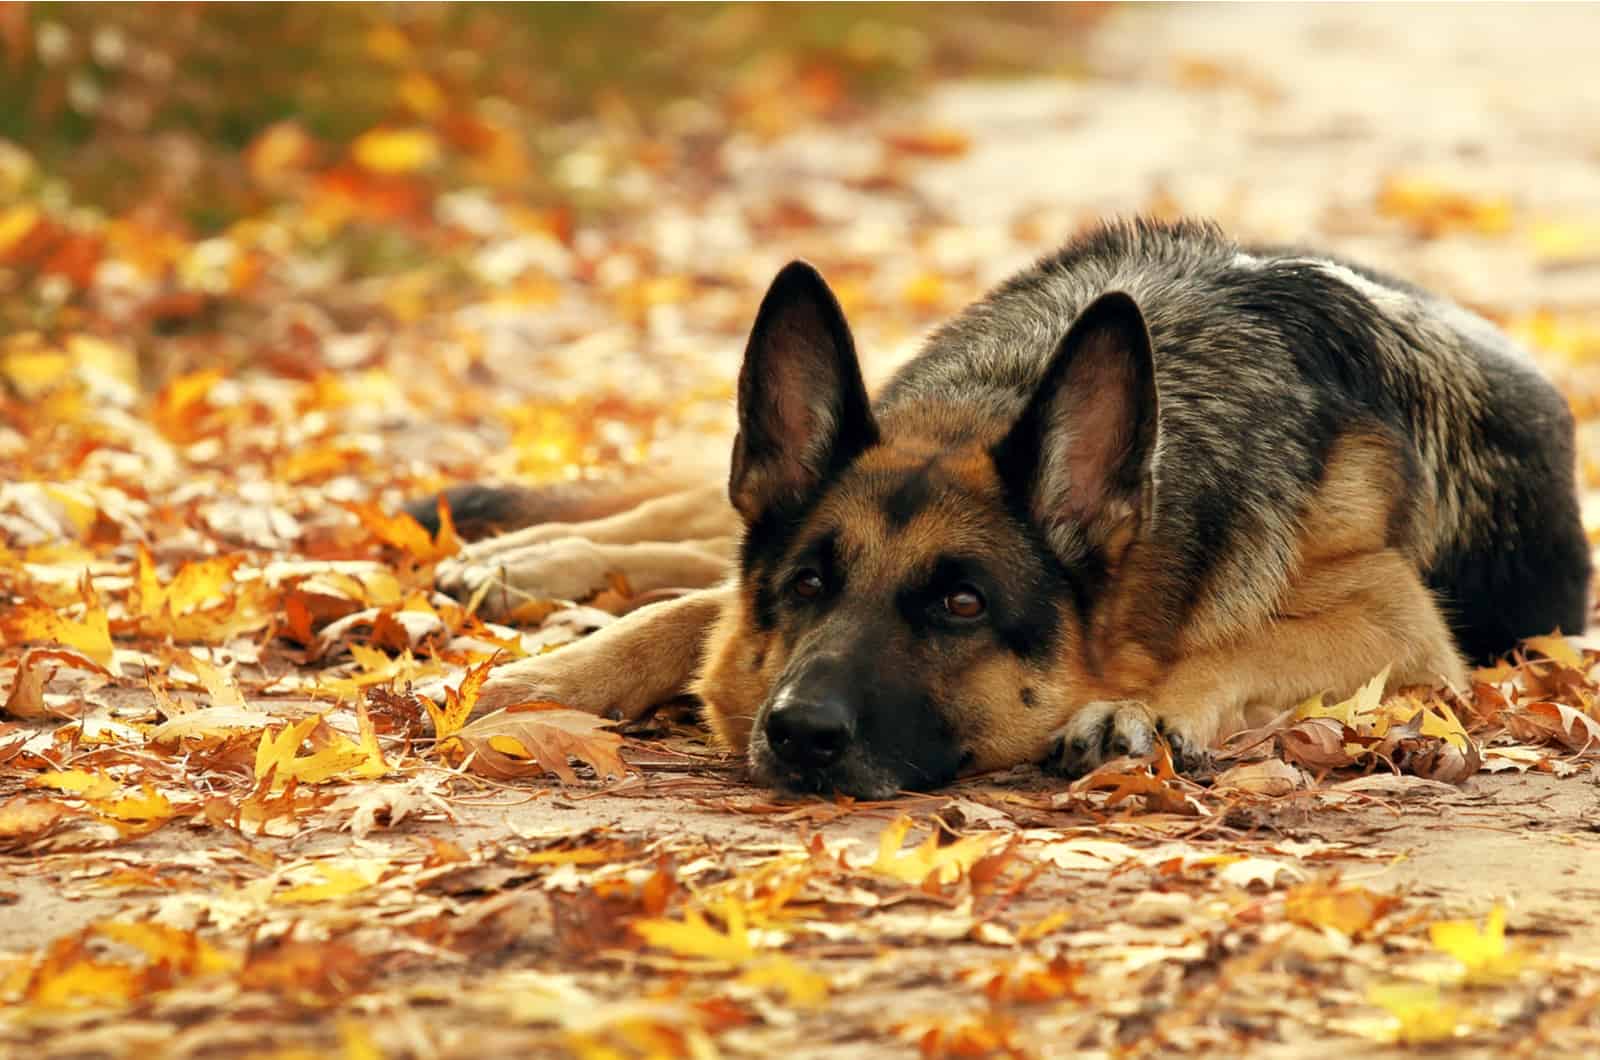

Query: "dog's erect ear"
left=729, top=261, right=879, bottom=520
left=993, top=290, right=1158, bottom=561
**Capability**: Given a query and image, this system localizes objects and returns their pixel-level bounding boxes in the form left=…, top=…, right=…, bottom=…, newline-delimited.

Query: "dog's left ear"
left=993, top=290, right=1158, bottom=562
left=729, top=261, right=879, bottom=521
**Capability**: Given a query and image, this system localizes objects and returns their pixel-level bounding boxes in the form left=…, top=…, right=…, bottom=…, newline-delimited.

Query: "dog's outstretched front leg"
left=471, top=584, right=735, bottom=720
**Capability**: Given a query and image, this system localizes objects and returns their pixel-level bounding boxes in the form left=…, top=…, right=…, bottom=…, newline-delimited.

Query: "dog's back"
left=880, top=219, right=1589, bottom=663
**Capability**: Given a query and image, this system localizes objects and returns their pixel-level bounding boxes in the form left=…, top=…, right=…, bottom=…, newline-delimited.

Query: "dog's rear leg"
left=452, top=483, right=735, bottom=555
left=471, top=584, right=735, bottom=719
left=443, top=535, right=736, bottom=619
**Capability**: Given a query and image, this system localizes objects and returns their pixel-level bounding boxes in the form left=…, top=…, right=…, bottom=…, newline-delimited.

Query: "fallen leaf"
left=867, top=816, right=1002, bottom=888
left=1429, top=904, right=1527, bottom=983
left=0, top=796, right=82, bottom=852
left=1285, top=882, right=1398, bottom=938
left=634, top=900, right=756, bottom=964
left=448, top=705, right=625, bottom=783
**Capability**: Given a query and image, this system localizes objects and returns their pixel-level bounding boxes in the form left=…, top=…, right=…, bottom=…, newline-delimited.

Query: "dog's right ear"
left=729, top=261, right=879, bottom=521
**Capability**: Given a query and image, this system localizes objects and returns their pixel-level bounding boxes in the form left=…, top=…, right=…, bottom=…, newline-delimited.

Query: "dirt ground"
left=5, top=5, right=1600, bottom=1058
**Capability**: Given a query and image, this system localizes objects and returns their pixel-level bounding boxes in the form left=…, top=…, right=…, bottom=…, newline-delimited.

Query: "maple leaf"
left=91, top=785, right=174, bottom=822
left=448, top=705, right=626, bottom=783
left=633, top=900, right=756, bottom=963
left=132, top=545, right=242, bottom=620
left=22, top=935, right=144, bottom=1008
left=28, top=769, right=121, bottom=801
left=95, top=921, right=239, bottom=976
left=1, top=587, right=114, bottom=669
left=274, top=859, right=386, bottom=904
left=318, top=645, right=447, bottom=698
left=1429, top=904, right=1528, bottom=983
left=345, top=500, right=459, bottom=563
left=428, top=655, right=495, bottom=740
left=254, top=708, right=390, bottom=789
left=1365, top=983, right=1482, bottom=1044
left=3, top=650, right=65, bottom=719
left=737, top=958, right=831, bottom=1007
left=1284, top=882, right=1399, bottom=939
left=1504, top=701, right=1600, bottom=751
left=867, top=816, right=1001, bottom=888
left=1523, top=632, right=1585, bottom=669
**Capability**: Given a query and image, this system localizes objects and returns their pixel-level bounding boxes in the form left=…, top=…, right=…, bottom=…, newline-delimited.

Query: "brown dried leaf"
left=451, top=705, right=626, bottom=783
left=1504, top=701, right=1600, bottom=751
left=1279, top=716, right=1357, bottom=770
left=1213, top=758, right=1305, bottom=796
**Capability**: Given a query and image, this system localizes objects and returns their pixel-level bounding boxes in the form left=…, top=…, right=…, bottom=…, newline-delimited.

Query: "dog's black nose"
left=766, top=695, right=852, bottom=769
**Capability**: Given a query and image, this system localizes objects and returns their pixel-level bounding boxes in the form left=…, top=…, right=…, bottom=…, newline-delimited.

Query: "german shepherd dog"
left=415, top=219, right=1590, bottom=799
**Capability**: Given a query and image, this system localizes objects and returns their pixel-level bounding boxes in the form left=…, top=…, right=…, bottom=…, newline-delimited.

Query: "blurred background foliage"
left=0, top=3, right=1092, bottom=229
left=0, top=3, right=1100, bottom=377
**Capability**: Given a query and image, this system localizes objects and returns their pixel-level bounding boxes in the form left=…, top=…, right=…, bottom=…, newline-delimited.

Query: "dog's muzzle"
left=763, top=685, right=855, bottom=771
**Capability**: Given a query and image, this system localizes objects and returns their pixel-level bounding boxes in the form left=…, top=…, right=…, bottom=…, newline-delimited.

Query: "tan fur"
left=1047, top=428, right=1468, bottom=760
left=475, top=585, right=734, bottom=718
left=437, top=484, right=739, bottom=620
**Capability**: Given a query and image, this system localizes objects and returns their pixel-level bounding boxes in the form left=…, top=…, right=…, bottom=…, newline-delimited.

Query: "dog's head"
left=709, top=262, right=1162, bottom=799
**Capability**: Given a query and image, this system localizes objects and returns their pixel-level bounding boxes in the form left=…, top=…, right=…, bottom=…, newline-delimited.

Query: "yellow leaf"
left=274, top=861, right=385, bottom=904
left=95, top=921, right=238, bottom=975
left=737, top=957, right=830, bottom=1007
left=152, top=369, right=222, bottom=442
left=1523, top=633, right=1583, bottom=670
left=181, top=653, right=248, bottom=709
left=428, top=656, right=493, bottom=740
left=869, top=816, right=1001, bottom=888
left=1529, top=217, right=1600, bottom=265
left=2, top=348, right=73, bottom=398
left=1418, top=698, right=1471, bottom=750
left=634, top=900, right=755, bottom=964
left=134, top=547, right=242, bottom=620
left=2, top=599, right=114, bottom=669
left=1429, top=905, right=1526, bottom=983
left=1366, top=983, right=1479, bottom=1044
left=1295, top=666, right=1390, bottom=734
left=352, top=128, right=440, bottom=175
left=255, top=715, right=321, bottom=784
left=319, top=647, right=446, bottom=698
left=1377, top=175, right=1512, bottom=237
left=254, top=712, right=389, bottom=789
left=28, top=769, right=120, bottom=801
left=1285, top=883, right=1397, bottom=938
left=90, top=785, right=174, bottom=823
left=339, top=1020, right=385, bottom=1060
left=26, top=950, right=142, bottom=1008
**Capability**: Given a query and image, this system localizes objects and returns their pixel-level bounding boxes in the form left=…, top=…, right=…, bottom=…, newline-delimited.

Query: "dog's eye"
left=943, top=587, right=986, bottom=620
left=791, top=569, right=824, bottom=600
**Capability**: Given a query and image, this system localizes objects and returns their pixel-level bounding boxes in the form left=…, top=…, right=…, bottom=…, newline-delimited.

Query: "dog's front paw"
left=437, top=538, right=612, bottom=620
left=1044, top=702, right=1214, bottom=779
left=1044, top=700, right=1157, bottom=778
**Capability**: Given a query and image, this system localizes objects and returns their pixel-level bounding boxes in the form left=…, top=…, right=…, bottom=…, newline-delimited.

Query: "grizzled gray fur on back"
left=879, top=218, right=1589, bottom=664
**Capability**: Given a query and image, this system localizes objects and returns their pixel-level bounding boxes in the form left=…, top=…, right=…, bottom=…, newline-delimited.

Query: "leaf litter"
left=3, top=5, right=1600, bottom=1058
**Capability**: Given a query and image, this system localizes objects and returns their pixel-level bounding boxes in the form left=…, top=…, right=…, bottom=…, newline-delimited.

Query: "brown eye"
left=791, top=570, right=824, bottom=600
left=944, top=587, right=985, bottom=620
